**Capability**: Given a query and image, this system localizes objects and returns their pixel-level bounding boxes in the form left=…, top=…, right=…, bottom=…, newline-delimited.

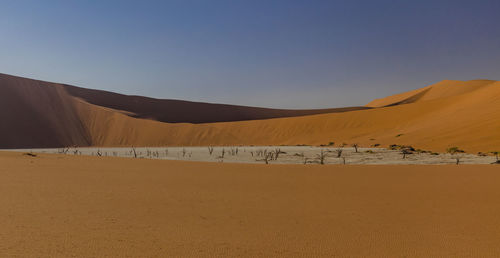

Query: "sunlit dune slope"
left=202, top=80, right=500, bottom=152
left=366, top=79, right=496, bottom=107
left=75, top=79, right=500, bottom=152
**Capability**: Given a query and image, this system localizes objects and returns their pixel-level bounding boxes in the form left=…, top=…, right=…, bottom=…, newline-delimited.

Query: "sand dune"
left=0, top=74, right=90, bottom=148
left=2, top=152, right=500, bottom=257
left=366, top=79, right=497, bottom=107
left=63, top=83, right=369, bottom=123
left=1, top=73, right=499, bottom=153
left=72, top=79, right=500, bottom=152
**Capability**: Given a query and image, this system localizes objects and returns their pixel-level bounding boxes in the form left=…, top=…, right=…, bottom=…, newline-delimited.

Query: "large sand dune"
left=1, top=73, right=499, bottom=152
left=0, top=74, right=90, bottom=148
left=64, top=84, right=369, bottom=123
left=1, top=152, right=500, bottom=257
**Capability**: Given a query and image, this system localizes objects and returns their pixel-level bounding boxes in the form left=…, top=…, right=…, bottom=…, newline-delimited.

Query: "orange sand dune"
left=64, top=84, right=369, bottom=123
left=2, top=152, right=500, bottom=257
left=1, top=73, right=499, bottom=152
left=366, top=79, right=496, bottom=107
left=75, top=79, right=500, bottom=152
left=0, top=73, right=366, bottom=148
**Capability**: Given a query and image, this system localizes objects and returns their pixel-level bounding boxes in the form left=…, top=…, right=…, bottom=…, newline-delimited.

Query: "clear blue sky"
left=1, top=0, right=499, bottom=108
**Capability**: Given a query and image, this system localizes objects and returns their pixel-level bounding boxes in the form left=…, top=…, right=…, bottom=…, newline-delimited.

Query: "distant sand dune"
left=63, top=83, right=369, bottom=123
left=366, top=79, right=496, bottom=107
left=1, top=73, right=499, bottom=152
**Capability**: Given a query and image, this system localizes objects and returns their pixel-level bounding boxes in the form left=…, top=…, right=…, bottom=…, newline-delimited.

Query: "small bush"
left=447, top=147, right=465, bottom=154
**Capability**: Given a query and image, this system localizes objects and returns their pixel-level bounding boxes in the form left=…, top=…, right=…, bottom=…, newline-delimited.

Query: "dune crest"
left=366, top=79, right=496, bottom=107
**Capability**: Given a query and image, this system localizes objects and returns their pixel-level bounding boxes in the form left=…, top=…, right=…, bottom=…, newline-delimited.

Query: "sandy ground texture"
left=1, top=151, right=500, bottom=257
left=11, top=146, right=499, bottom=165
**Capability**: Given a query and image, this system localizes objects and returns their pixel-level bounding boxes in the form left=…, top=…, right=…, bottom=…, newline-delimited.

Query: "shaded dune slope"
left=0, top=73, right=364, bottom=148
left=1, top=73, right=499, bottom=152
left=0, top=74, right=90, bottom=148
left=64, top=84, right=369, bottom=123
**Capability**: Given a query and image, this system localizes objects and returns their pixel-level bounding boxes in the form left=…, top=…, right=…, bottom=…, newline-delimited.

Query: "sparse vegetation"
left=23, top=152, right=37, bottom=157
left=230, top=147, right=239, bottom=156
left=447, top=147, right=465, bottom=154
left=316, top=150, right=328, bottom=165
left=390, top=144, right=415, bottom=151
left=352, top=143, right=359, bottom=153
left=335, top=147, right=343, bottom=158
left=257, top=151, right=274, bottom=164
left=22, top=145, right=496, bottom=165
left=273, top=148, right=285, bottom=160
left=401, top=148, right=413, bottom=159
left=490, top=151, right=500, bottom=164
left=447, top=147, right=464, bottom=165
left=490, top=151, right=499, bottom=161
left=58, top=147, right=69, bottom=154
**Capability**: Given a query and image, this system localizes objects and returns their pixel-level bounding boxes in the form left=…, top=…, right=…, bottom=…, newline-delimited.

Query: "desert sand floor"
left=1, top=151, right=500, bottom=257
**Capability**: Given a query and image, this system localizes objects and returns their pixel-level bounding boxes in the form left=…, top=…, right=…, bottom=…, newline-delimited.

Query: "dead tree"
left=335, top=147, right=343, bottom=158
left=447, top=147, right=464, bottom=165
left=274, top=148, right=283, bottom=160
left=490, top=151, right=499, bottom=164
left=257, top=152, right=273, bottom=164
left=401, top=148, right=413, bottom=159
left=317, top=150, right=328, bottom=165
left=352, top=144, right=359, bottom=153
